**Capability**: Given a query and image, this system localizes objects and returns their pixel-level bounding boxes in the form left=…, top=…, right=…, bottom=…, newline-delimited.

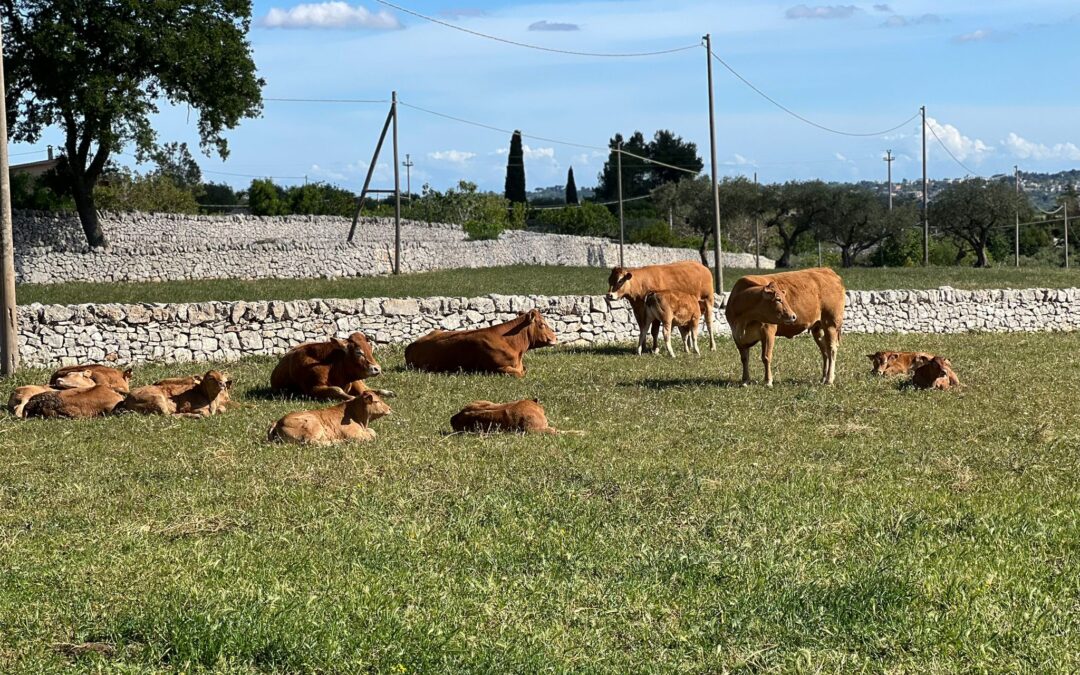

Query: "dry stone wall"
left=16, top=287, right=1079, bottom=368
left=14, top=211, right=771, bottom=284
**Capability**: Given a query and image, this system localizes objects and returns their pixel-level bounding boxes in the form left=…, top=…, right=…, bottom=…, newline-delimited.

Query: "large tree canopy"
left=931, top=178, right=1032, bottom=267
left=2, top=0, right=264, bottom=246
left=596, top=130, right=701, bottom=200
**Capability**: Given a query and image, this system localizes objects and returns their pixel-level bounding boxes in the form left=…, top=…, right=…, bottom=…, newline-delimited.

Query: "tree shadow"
left=243, top=386, right=304, bottom=402
left=619, top=377, right=745, bottom=390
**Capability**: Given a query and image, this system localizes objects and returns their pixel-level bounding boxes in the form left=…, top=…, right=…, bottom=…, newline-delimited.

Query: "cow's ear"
left=532, top=397, right=540, bottom=404
left=81, top=370, right=93, bottom=378
left=331, top=337, right=348, bottom=351
left=886, top=353, right=898, bottom=362
left=866, top=354, right=875, bottom=361
left=360, top=391, right=375, bottom=403
left=622, top=272, right=633, bottom=282
left=122, top=367, right=133, bottom=380
left=523, top=309, right=537, bottom=324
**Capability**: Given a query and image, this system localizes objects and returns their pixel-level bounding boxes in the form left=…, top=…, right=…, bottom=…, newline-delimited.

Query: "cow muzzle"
left=785, top=313, right=798, bottom=325
left=368, top=364, right=382, bottom=376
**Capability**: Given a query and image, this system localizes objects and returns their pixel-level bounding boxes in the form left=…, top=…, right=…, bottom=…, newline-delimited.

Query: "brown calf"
left=270, top=332, right=387, bottom=401
left=643, top=290, right=702, bottom=357
left=50, top=364, right=132, bottom=393
left=450, top=399, right=578, bottom=435
left=405, top=309, right=557, bottom=377
left=268, top=391, right=391, bottom=445
left=23, top=385, right=126, bottom=419
left=8, top=369, right=98, bottom=418
left=867, top=351, right=935, bottom=376
left=607, top=260, right=716, bottom=354
left=121, top=370, right=233, bottom=417
left=911, top=357, right=961, bottom=391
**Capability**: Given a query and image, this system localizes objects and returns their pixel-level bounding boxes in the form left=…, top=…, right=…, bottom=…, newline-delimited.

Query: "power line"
left=398, top=100, right=605, bottom=150
left=373, top=0, right=700, bottom=58
left=709, top=51, right=920, bottom=138
left=616, top=147, right=700, bottom=175
left=530, top=194, right=653, bottom=210
left=9, top=149, right=48, bottom=157
left=926, top=121, right=981, bottom=177
left=202, top=169, right=307, bottom=180
left=264, top=97, right=389, bottom=104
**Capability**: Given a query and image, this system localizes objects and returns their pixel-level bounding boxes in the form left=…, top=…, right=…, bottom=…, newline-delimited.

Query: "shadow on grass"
left=619, top=377, right=745, bottom=390
left=563, top=344, right=640, bottom=357
left=242, top=386, right=301, bottom=402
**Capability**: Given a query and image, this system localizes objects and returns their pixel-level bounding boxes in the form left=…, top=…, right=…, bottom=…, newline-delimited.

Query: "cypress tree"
left=566, top=167, right=579, bottom=205
left=504, top=130, right=527, bottom=205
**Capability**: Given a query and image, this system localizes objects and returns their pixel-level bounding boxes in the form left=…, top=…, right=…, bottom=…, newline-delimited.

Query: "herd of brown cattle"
left=5, top=260, right=960, bottom=442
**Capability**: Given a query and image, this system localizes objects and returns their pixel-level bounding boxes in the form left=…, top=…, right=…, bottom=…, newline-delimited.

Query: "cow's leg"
left=811, top=325, right=829, bottom=384
left=632, top=303, right=648, bottom=354
left=738, top=344, right=752, bottom=386
left=692, top=322, right=701, bottom=355
left=650, top=320, right=661, bottom=354
left=497, top=363, right=526, bottom=378
left=702, top=298, right=717, bottom=351
left=310, top=385, right=353, bottom=401
left=825, top=325, right=840, bottom=385
left=663, top=320, right=676, bottom=358
left=761, top=325, right=777, bottom=387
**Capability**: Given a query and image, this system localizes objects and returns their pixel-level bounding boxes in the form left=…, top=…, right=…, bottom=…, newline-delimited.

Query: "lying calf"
left=867, top=351, right=935, bottom=376
left=121, top=370, right=233, bottom=417
left=7, top=370, right=98, bottom=418
left=911, top=356, right=961, bottom=391
left=450, top=399, right=580, bottom=435
left=643, top=290, right=702, bottom=357
left=22, top=384, right=126, bottom=419
left=268, top=390, right=391, bottom=445
left=50, top=364, right=132, bottom=394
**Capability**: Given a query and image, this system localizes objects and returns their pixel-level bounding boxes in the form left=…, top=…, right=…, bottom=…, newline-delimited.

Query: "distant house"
left=10, top=147, right=59, bottom=178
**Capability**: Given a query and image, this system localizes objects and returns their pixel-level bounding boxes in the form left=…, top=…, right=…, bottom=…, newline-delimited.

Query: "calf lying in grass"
left=911, top=356, right=961, bottom=391
left=121, top=370, right=233, bottom=418
left=23, top=385, right=126, bottom=419
left=50, top=364, right=132, bottom=394
left=867, top=351, right=935, bottom=376
left=450, top=399, right=581, bottom=435
left=7, top=370, right=97, bottom=418
left=268, top=390, right=391, bottom=445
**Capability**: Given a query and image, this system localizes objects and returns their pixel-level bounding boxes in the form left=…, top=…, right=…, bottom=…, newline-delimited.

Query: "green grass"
left=16, top=265, right=1080, bottom=305
left=1, top=332, right=1079, bottom=672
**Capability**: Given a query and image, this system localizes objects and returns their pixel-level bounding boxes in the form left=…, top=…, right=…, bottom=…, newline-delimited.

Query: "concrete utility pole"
left=704, top=33, right=723, bottom=294
left=615, top=139, right=624, bottom=267
left=0, top=23, right=19, bottom=375
left=392, top=91, right=401, bottom=274
left=883, top=149, right=894, bottom=210
left=402, top=154, right=414, bottom=204
left=1014, top=165, right=1020, bottom=268
left=754, top=171, right=761, bottom=269
left=921, top=106, right=929, bottom=266
left=1064, top=200, right=1070, bottom=269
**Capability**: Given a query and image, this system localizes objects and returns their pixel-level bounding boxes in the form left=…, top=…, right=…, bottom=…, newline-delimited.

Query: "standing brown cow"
left=404, top=309, right=557, bottom=377
left=606, top=260, right=716, bottom=354
left=725, top=268, right=845, bottom=386
left=270, top=332, right=387, bottom=400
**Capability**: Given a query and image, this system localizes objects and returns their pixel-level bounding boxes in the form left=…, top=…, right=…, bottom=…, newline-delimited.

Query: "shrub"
left=94, top=170, right=199, bottom=214
left=534, top=202, right=616, bottom=237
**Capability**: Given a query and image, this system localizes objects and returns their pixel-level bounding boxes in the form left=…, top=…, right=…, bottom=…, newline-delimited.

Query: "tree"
left=151, top=142, right=202, bottom=191
left=595, top=131, right=650, bottom=201
left=931, top=178, right=1032, bottom=267
left=651, top=176, right=755, bottom=265
left=504, top=130, right=526, bottom=205
left=647, top=129, right=703, bottom=186
left=2, top=1, right=264, bottom=247
left=94, top=168, right=200, bottom=214
left=565, top=166, right=578, bottom=205
left=1056, top=182, right=1079, bottom=250
left=247, top=178, right=287, bottom=216
left=197, top=182, right=240, bottom=212
left=760, top=181, right=830, bottom=268
left=596, top=130, right=702, bottom=200
left=814, top=187, right=905, bottom=267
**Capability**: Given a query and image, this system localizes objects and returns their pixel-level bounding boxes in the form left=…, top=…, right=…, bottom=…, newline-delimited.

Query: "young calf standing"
left=642, top=290, right=702, bottom=357
left=268, top=391, right=392, bottom=445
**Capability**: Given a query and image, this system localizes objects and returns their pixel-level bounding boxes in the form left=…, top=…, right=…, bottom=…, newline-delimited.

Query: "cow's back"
left=633, top=261, right=714, bottom=302
left=270, top=342, right=329, bottom=390
left=729, top=268, right=844, bottom=334
left=406, top=326, right=505, bottom=372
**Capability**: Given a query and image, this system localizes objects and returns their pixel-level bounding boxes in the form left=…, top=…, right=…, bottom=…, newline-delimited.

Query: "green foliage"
left=247, top=178, right=288, bottom=216
left=509, top=202, right=527, bottom=230
left=2, top=0, right=264, bottom=245
left=93, top=168, right=200, bottom=214
left=534, top=202, right=617, bottom=237
left=7, top=171, right=73, bottom=211
left=565, top=167, right=578, bottom=205
left=405, top=181, right=510, bottom=234
left=651, top=176, right=757, bottom=255
left=814, top=188, right=910, bottom=267
left=931, top=178, right=1033, bottom=267
left=151, top=142, right=202, bottom=191
left=596, top=130, right=702, bottom=200
left=196, top=181, right=241, bottom=212
left=287, top=182, right=356, bottom=217
left=626, top=220, right=697, bottom=248
left=504, top=131, right=526, bottom=205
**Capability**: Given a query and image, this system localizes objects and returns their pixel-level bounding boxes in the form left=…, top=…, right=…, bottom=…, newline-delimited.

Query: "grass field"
left=1, top=332, right=1079, bottom=672
left=16, top=265, right=1080, bottom=305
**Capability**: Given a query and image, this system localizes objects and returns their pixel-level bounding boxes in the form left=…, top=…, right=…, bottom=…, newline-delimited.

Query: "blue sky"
left=12, top=0, right=1080, bottom=192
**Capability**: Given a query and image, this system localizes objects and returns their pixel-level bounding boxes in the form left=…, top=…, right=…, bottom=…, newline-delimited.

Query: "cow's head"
left=53, top=369, right=95, bottom=390
left=346, top=390, right=392, bottom=425
left=524, top=309, right=558, bottom=348
left=919, top=356, right=951, bottom=380
left=333, top=332, right=382, bottom=378
left=199, top=370, right=232, bottom=399
left=606, top=267, right=634, bottom=301
left=761, top=282, right=797, bottom=325
left=867, top=351, right=898, bottom=375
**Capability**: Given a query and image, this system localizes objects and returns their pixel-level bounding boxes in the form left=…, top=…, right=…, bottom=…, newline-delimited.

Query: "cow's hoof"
left=765, top=382, right=774, bottom=388
left=375, top=389, right=397, bottom=398
left=741, top=381, right=751, bottom=388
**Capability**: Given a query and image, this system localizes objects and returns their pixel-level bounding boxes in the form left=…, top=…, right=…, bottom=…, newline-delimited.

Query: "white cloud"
left=873, top=3, right=891, bottom=12
left=785, top=4, right=858, bottom=20
left=438, top=8, right=485, bottom=20
left=528, top=20, right=580, bottom=31
left=882, top=13, right=942, bottom=28
left=428, top=150, right=476, bottom=164
left=1002, top=133, right=1080, bottom=161
left=495, top=144, right=556, bottom=161
left=927, top=118, right=993, bottom=162
left=262, top=2, right=401, bottom=30
left=309, top=163, right=347, bottom=181
left=952, top=28, right=1011, bottom=44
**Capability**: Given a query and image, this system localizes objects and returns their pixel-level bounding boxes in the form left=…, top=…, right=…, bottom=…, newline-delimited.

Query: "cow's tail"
left=267, top=419, right=283, bottom=443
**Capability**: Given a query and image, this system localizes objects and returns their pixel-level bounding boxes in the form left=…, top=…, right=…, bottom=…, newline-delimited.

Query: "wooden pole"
left=348, top=100, right=395, bottom=243
left=392, top=91, right=401, bottom=275
left=704, top=34, right=723, bottom=294
left=0, top=23, right=19, bottom=375
left=616, top=140, right=624, bottom=267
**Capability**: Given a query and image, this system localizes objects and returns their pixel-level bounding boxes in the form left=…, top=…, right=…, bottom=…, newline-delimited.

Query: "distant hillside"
left=854, top=169, right=1077, bottom=210
left=528, top=184, right=595, bottom=206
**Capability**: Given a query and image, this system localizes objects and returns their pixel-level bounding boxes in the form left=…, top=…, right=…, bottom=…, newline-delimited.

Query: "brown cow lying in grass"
left=607, top=260, right=716, bottom=354
left=50, top=364, right=132, bottom=394
left=121, top=370, right=233, bottom=417
left=643, top=290, right=702, bottom=357
left=405, top=309, right=557, bottom=377
left=867, top=351, right=935, bottom=376
left=268, top=390, right=391, bottom=445
left=7, top=370, right=97, bottom=418
left=450, top=399, right=580, bottom=435
left=270, top=332, right=391, bottom=400
left=911, top=356, right=961, bottom=391
left=22, top=385, right=126, bottom=419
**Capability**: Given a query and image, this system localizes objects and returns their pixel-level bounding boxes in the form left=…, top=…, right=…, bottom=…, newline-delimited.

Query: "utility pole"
left=392, top=91, right=401, bottom=274
left=1064, top=200, right=1070, bottom=269
left=921, top=106, right=929, bottom=266
left=0, top=23, right=18, bottom=375
left=754, top=171, right=761, bottom=269
left=704, top=33, right=723, bottom=294
left=402, top=153, right=414, bottom=204
left=615, top=139, right=624, bottom=267
left=1014, top=165, right=1020, bottom=268
left=883, top=149, right=894, bottom=210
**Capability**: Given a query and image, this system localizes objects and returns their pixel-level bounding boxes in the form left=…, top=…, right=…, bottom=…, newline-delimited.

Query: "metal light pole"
left=1065, top=201, right=1070, bottom=269
left=615, top=139, right=624, bottom=267
left=0, top=23, right=19, bottom=375
left=1014, top=165, right=1020, bottom=268
left=402, top=153, right=414, bottom=204
left=704, top=33, right=723, bottom=293
left=884, top=149, right=894, bottom=210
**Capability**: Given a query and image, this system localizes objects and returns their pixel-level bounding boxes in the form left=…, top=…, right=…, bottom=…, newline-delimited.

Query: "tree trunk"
left=699, top=232, right=710, bottom=266
left=974, top=244, right=989, bottom=268
left=71, top=181, right=107, bottom=248
left=841, top=246, right=854, bottom=268
left=776, top=241, right=793, bottom=268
